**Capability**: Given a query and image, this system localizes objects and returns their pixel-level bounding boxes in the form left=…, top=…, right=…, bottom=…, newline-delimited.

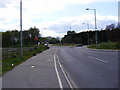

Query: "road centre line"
left=89, top=56, right=108, bottom=63
left=54, top=50, right=63, bottom=89
left=56, top=55, right=74, bottom=89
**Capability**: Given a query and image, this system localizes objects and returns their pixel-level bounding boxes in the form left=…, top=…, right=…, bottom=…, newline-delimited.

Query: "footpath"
left=2, top=47, right=60, bottom=88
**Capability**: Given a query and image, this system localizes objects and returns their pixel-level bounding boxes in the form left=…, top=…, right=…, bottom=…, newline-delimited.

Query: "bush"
left=87, top=42, right=120, bottom=49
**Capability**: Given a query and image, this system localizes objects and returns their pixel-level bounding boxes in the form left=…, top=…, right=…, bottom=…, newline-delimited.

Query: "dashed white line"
left=89, top=56, right=108, bottom=63
left=54, top=50, right=63, bottom=89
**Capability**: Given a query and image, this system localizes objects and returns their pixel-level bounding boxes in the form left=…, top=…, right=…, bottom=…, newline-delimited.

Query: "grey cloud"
left=0, top=17, right=6, bottom=21
left=47, top=23, right=70, bottom=33
left=97, top=20, right=117, bottom=29
left=47, top=19, right=117, bottom=34
left=47, top=23, right=87, bottom=33
left=0, top=3, right=6, bottom=8
left=0, top=0, right=16, bottom=8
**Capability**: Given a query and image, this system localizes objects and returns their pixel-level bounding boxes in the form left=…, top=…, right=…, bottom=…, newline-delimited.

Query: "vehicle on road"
left=75, top=44, right=83, bottom=47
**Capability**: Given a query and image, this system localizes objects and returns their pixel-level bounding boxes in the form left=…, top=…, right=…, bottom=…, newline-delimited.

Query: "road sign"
left=34, top=36, right=38, bottom=41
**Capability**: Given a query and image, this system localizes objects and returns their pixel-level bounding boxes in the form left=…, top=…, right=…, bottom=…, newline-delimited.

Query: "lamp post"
left=86, top=8, right=98, bottom=47
left=20, top=0, right=23, bottom=57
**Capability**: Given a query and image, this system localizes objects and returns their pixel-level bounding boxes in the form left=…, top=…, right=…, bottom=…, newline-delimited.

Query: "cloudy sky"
left=0, top=0, right=119, bottom=37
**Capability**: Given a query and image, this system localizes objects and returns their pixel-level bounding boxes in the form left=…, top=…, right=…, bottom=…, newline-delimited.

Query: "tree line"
left=2, top=27, right=60, bottom=47
left=61, top=24, right=120, bottom=45
left=2, top=23, right=120, bottom=47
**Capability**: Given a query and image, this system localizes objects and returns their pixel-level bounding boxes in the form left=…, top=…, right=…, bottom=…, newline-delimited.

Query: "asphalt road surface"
left=2, top=46, right=119, bottom=89
left=58, top=46, right=118, bottom=88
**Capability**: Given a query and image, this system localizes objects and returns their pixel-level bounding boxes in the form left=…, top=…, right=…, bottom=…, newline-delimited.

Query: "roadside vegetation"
left=87, top=42, right=120, bottom=50
left=2, top=45, right=49, bottom=75
left=60, top=23, right=120, bottom=50
left=1, top=26, right=60, bottom=75
left=61, top=24, right=120, bottom=46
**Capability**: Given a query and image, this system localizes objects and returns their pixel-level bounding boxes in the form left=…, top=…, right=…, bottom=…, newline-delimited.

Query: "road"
left=2, top=46, right=119, bottom=89
left=57, top=46, right=118, bottom=88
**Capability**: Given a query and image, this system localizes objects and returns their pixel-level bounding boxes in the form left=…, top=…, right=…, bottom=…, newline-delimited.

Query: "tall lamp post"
left=20, top=0, right=23, bottom=57
left=86, top=8, right=98, bottom=47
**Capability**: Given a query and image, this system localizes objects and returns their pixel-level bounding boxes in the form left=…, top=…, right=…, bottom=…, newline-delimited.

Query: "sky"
left=0, top=0, right=119, bottom=37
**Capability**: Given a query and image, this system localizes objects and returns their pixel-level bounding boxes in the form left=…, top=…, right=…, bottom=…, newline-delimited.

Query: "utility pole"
left=20, top=0, right=23, bottom=57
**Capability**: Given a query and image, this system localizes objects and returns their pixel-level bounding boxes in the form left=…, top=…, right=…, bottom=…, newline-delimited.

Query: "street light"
left=86, top=8, right=98, bottom=47
left=83, top=23, right=89, bottom=45
left=20, top=0, right=23, bottom=57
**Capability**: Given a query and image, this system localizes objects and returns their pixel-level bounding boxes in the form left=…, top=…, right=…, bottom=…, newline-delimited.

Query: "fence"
left=2, top=47, right=36, bottom=60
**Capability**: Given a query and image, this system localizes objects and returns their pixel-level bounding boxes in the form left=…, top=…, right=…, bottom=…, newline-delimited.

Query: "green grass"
left=2, top=45, right=49, bottom=75
left=0, top=66, right=1, bottom=73
left=87, top=42, right=120, bottom=50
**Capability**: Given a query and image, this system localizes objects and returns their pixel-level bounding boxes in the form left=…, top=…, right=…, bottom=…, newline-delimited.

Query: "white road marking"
left=89, top=56, right=108, bottom=63
left=54, top=50, right=63, bottom=89
left=57, top=55, right=73, bottom=89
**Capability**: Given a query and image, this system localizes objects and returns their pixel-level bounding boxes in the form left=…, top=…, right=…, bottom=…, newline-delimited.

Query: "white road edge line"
left=57, top=55, right=73, bottom=89
left=89, top=56, right=108, bottom=63
left=54, top=50, right=63, bottom=89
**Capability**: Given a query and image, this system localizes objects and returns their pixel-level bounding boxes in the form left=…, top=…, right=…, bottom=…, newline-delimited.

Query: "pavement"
left=2, top=48, right=58, bottom=88
left=0, top=77, right=2, bottom=90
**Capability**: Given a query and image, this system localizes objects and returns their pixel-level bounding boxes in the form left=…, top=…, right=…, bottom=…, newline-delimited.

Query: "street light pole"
left=20, top=0, right=23, bottom=57
left=94, top=9, right=98, bottom=48
left=86, top=8, right=98, bottom=47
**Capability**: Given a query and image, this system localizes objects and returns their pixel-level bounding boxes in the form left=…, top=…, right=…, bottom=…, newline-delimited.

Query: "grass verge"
left=2, top=45, right=49, bottom=75
left=87, top=42, right=120, bottom=50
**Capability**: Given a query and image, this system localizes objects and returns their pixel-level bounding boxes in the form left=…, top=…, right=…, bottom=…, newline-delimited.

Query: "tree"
left=28, top=26, right=40, bottom=44
left=105, top=24, right=115, bottom=30
left=2, top=26, right=41, bottom=47
left=2, top=31, right=12, bottom=47
left=67, top=31, right=76, bottom=35
left=49, top=38, right=60, bottom=44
